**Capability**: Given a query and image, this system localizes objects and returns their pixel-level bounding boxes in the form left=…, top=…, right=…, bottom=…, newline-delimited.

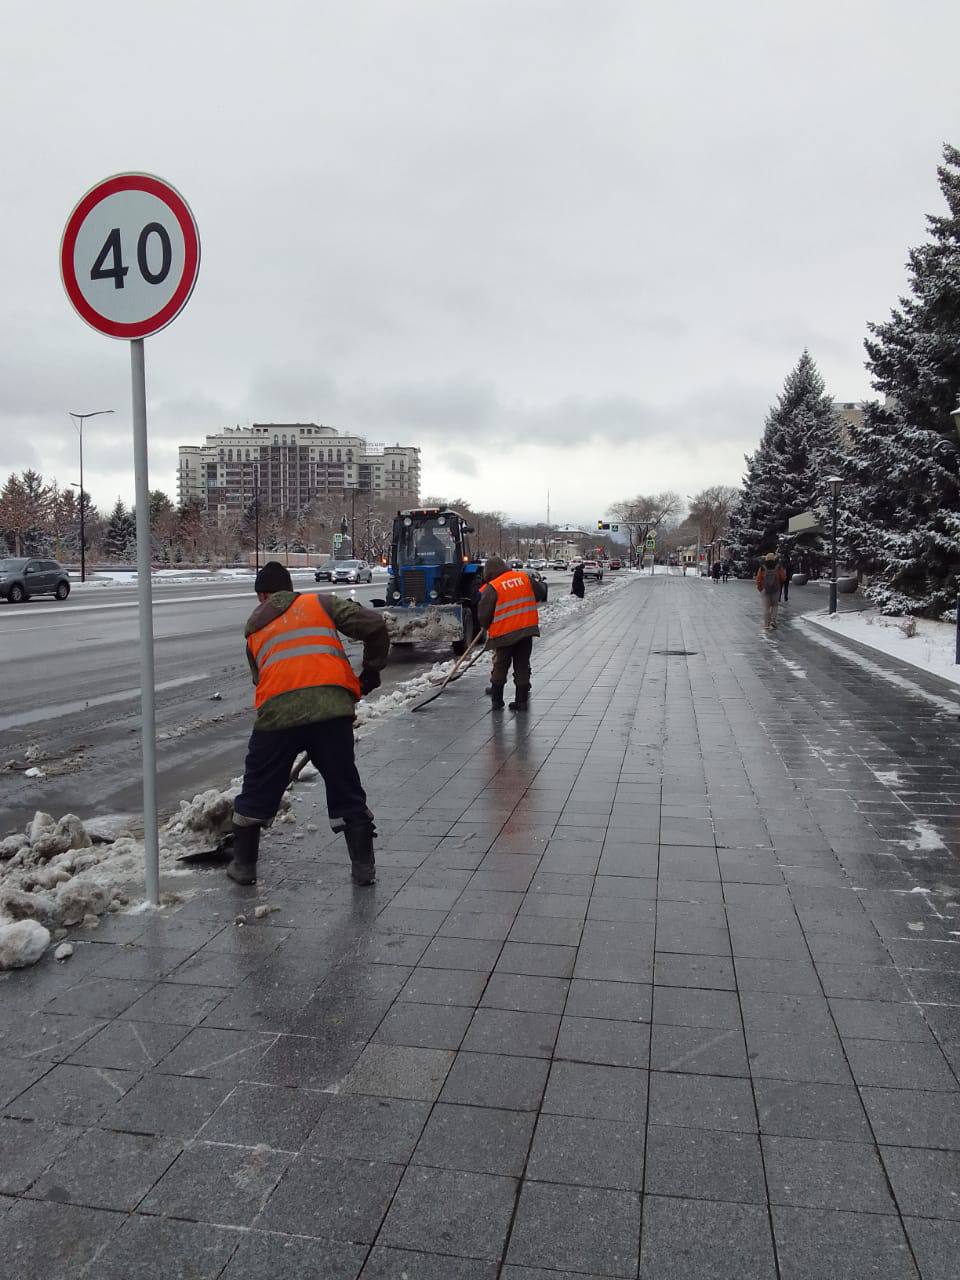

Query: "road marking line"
left=0, top=674, right=210, bottom=732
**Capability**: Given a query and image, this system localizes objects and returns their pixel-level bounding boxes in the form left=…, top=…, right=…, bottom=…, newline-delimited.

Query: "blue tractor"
left=376, top=507, right=483, bottom=655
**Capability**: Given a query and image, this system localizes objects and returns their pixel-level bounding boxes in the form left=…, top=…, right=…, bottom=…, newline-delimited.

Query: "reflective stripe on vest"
left=487, top=571, right=539, bottom=641
left=248, top=594, right=361, bottom=708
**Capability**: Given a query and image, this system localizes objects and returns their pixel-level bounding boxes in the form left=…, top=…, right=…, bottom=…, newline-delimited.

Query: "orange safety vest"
left=247, top=594, right=361, bottom=709
left=486, top=571, right=539, bottom=641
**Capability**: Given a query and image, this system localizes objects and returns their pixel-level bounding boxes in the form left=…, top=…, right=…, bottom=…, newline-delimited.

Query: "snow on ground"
left=798, top=618, right=960, bottom=717
left=904, top=819, right=949, bottom=854
left=70, top=567, right=325, bottom=588
left=873, top=770, right=902, bottom=787
left=806, top=608, right=960, bottom=689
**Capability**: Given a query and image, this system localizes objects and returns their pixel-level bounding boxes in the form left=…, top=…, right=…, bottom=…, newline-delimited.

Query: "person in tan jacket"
left=756, top=552, right=787, bottom=631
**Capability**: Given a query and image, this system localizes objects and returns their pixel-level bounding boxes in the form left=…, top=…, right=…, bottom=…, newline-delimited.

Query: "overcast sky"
left=1, top=0, right=957, bottom=526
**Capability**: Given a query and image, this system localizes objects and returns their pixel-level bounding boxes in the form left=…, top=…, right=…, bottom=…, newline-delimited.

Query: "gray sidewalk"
left=2, top=574, right=960, bottom=1278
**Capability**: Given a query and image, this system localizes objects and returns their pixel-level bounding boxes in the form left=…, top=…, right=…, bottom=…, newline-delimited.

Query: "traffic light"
left=597, top=521, right=610, bottom=530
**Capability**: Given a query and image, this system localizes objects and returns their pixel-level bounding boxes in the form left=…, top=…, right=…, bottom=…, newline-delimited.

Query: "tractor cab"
left=382, top=508, right=482, bottom=653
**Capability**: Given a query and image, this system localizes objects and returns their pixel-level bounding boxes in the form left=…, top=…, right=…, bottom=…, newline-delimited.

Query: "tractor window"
left=398, top=519, right=458, bottom=566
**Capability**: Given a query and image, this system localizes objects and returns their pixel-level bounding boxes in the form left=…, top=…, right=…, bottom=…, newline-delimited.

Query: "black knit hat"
left=254, top=561, right=293, bottom=594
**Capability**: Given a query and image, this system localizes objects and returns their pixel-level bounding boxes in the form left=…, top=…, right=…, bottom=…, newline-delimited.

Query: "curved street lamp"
left=69, top=409, right=114, bottom=582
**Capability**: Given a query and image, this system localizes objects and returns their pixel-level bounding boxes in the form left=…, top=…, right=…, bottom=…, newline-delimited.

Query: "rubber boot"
left=226, top=823, right=260, bottom=885
left=509, top=685, right=530, bottom=711
left=344, top=820, right=377, bottom=886
left=490, top=684, right=506, bottom=710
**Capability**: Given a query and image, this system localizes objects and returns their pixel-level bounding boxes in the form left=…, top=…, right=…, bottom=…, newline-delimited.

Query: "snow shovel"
left=410, top=630, right=487, bottom=713
left=175, top=753, right=312, bottom=864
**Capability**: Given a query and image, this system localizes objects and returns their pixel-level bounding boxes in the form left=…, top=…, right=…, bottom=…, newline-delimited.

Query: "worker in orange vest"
left=228, top=561, right=389, bottom=886
left=477, top=556, right=548, bottom=710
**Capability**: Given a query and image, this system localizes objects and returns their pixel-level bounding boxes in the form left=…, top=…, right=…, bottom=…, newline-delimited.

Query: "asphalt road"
left=0, top=568, right=572, bottom=834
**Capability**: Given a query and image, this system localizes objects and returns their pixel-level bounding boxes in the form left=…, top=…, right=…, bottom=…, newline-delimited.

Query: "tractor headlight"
left=429, top=590, right=438, bottom=600
left=392, top=591, right=401, bottom=600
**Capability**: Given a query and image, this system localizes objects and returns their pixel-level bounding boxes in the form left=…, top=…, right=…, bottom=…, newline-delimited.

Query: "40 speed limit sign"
left=60, top=172, right=200, bottom=339
left=59, top=171, right=201, bottom=911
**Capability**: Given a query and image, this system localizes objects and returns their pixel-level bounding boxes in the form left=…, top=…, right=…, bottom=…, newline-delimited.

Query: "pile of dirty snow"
left=384, top=606, right=464, bottom=645
left=0, top=782, right=282, bottom=971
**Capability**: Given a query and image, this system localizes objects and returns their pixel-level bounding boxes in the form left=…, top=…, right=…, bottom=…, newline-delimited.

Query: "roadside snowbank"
left=806, top=609, right=960, bottom=689
left=0, top=784, right=274, bottom=969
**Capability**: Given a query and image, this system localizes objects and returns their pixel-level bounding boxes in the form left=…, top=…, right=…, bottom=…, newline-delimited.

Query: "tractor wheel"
left=452, top=606, right=476, bottom=657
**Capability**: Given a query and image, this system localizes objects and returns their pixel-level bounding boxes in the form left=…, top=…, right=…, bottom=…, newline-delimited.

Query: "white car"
left=582, top=560, right=604, bottom=581
left=528, top=558, right=548, bottom=571
left=329, top=559, right=373, bottom=584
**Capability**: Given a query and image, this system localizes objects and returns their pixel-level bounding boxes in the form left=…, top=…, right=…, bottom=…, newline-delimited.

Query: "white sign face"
left=61, top=173, right=200, bottom=340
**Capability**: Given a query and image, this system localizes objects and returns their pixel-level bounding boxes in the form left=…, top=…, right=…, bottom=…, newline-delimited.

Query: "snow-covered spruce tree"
left=844, top=144, right=960, bottom=618
left=729, top=351, right=844, bottom=573
left=103, top=498, right=136, bottom=561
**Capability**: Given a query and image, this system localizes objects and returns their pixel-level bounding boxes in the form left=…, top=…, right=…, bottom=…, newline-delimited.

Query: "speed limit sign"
left=60, top=171, right=201, bottom=910
left=60, top=172, right=200, bottom=339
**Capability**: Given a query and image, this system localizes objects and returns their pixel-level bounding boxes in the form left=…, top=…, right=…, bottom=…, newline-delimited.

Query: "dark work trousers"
left=234, top=716, right=368, bottom=828
left=490, top=635, right=534, bottom=690
left=782, top=578, right=790, bottom=603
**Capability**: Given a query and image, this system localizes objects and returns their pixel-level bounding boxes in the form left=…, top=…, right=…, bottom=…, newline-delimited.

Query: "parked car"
left=608, top=559, right=622, bottom=571
left=0, top=557, right=71, bottom=603
left=329, top=559, right=373, bottom=584
left=582, top=560, right=604, bottom=582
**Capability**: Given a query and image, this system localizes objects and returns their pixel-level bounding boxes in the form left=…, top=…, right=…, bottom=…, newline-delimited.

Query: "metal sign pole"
left=130, top=338, right=160, bottom=905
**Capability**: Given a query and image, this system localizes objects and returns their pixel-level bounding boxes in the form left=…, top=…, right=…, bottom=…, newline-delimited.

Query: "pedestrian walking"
left=721, top=560, right=730, bottom=583
left=711, top=561, right=721, bottom=582
left=227, top=561, right=389, bottom=887
left=756, top=552, right=787, bottom=632
left=477, top=555, right=547, bottom=711
left=781, top=553, right=793, bottom=604
left=571, top=563, right=585, bottom=599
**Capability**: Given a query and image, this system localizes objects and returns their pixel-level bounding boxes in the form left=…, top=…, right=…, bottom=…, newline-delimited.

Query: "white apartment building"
left=177, top=423, right=421, bottom=521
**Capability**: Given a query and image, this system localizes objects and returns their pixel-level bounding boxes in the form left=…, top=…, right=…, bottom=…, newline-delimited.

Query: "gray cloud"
left=0, top=0, right=956, bottom=524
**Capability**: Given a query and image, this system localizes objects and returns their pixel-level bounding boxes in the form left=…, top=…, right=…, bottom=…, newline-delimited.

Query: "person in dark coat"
left=571, top=564, right=585, bottom=598
left=780, top=553, right=793, bottom=603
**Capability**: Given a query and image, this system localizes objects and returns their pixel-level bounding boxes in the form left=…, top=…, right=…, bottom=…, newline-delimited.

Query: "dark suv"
left=0, top=558, right=71, bottom=603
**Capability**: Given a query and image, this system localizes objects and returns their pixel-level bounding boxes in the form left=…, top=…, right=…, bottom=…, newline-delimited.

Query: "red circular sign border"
left=60, top=173, right=200, bottom=340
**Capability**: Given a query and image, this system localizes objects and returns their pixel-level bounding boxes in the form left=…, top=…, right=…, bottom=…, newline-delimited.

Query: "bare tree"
left=687, top=485, right=739, bottom=546
left=609, top=490, right=683, bottom=562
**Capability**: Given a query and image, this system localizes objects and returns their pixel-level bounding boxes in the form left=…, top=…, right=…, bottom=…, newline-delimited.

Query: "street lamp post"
left=254, top=473, right=260, bottom=571
left=826, top=475, right=842, bottom=615
left=952, top=403, right=960, bottom=662
left=69, top=409, right=114, bottom=581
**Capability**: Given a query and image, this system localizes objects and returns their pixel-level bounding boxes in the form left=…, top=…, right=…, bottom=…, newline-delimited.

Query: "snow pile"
left=0, top=920, right=50, bottom=970
left=808, top=609, right=960, bottom=689
left=165, top=785, right=239, bottom=839
left=384, top=606, right=464, bottom=645
left=0, top=782, right=269, bottom=970
left=356, top=663, right=456, bottom=729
